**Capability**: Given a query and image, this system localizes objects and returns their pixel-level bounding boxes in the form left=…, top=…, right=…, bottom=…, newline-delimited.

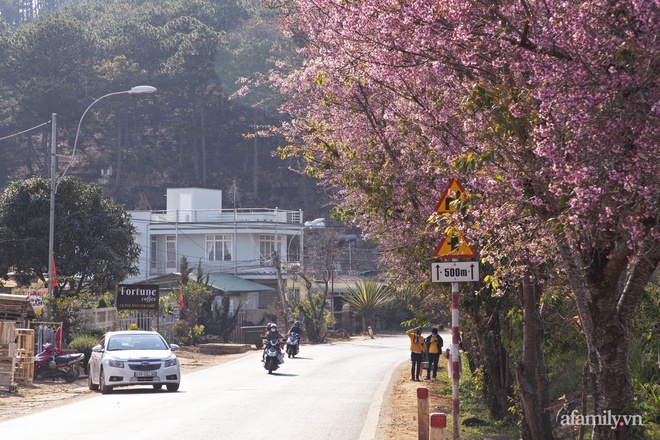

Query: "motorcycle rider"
left=285, top=321, right=303, bottom=357
left=261, top=322, right=275, bottom=337
left=287, top=321, right=303, bottom=337
left=262, top=324, right=285, bottom=362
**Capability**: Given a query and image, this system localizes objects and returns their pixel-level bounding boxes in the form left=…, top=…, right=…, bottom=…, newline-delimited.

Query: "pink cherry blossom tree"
left=272, top=1, right=659, bottom=438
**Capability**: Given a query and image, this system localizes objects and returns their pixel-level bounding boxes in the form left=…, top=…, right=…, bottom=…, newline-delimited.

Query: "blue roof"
left=207, top=274, right=274, bottom=293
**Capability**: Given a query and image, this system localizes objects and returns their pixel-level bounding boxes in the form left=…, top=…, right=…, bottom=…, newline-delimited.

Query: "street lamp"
left=48, top=86, right=157, bottom=296
left=286, top=217, right=325, bottom=268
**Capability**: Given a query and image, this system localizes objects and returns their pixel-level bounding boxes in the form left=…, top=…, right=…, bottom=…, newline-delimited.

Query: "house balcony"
left=148, top=260, right=278, bottom=278
left=148, top=208, right=303, bottom=224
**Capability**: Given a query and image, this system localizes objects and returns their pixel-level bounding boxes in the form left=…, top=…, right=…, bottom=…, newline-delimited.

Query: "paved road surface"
left=0, top=335, right=409, bottom=439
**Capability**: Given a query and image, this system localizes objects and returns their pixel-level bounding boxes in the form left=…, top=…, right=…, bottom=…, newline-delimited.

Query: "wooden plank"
left=0, top=322, right=16, bottom=344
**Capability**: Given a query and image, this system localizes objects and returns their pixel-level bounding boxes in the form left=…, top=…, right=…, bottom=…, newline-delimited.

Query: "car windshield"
left=106, top=334, right=169, bottom=351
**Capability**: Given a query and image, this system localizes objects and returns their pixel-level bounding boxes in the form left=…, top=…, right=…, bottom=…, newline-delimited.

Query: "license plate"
left=134, top=371, right=157, bottom=377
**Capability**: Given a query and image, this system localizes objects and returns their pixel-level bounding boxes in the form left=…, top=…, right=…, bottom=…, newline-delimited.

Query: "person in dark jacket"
left=262, top=324, right=285, bottom=362
left=288, top=321, right=303, bottom=336
left=424, top=328, right=443, bottom=380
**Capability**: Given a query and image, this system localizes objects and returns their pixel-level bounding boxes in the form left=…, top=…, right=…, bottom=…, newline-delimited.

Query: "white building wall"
left=124, top=188, right=303, bottom=284
left=166, top=188, right=222, bottom=211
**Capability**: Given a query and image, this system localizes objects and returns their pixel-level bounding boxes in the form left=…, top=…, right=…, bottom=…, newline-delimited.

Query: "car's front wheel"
left=166, top=383, right=179, bottom=392
left=153, top=384, right=163, bottom=390
left=99, top=368, right=113, bottom=394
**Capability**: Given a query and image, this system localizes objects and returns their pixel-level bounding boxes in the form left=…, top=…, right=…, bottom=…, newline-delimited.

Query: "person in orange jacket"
left=406, top=327, right=426, bottom=381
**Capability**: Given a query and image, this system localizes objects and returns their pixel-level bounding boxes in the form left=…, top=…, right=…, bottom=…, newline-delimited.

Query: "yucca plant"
left=344, top=280, right=393, bottom=332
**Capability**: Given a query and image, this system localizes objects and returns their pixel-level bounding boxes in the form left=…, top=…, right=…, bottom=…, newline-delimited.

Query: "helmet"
left=270, top=325, right=277, bottom=331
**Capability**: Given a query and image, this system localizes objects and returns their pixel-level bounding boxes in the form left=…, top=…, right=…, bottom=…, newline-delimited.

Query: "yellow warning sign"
left=434, top=178, right=467, bottom=214
left=433, top=229, right=477, bottom=259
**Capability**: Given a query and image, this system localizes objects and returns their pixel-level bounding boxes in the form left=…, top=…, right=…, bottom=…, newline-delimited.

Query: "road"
left=0, top=335, right=409, bottom=439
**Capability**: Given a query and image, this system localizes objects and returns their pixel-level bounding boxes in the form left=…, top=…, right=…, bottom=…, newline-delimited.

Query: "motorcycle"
left=34, top=343, right=85, bottom=383
left=286, top=332, right=301, bottom=358
left=263, top=339, right=285, bottom=374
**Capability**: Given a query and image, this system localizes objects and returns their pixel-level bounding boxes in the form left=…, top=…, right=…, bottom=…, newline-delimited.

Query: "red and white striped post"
left=417, top=387, right=429, bottom=440
left=430, top=413, right=447, bottom=440
left=451, top=280, right=460, bottom=439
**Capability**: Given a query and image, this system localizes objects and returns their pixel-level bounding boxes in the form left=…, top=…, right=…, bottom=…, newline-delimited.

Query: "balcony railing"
left=148, top=208, right=303, bottom=224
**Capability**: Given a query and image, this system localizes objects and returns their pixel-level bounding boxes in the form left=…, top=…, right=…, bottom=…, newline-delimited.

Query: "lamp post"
left=48, top=86, right=157, bottom=296
left=274, top=217, right=325, bottom=329
left=286, top=217, right=325, bottom=269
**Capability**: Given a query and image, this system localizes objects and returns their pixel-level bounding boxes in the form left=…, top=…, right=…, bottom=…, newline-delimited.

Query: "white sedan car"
left=88, top=330, right=181, bottom=394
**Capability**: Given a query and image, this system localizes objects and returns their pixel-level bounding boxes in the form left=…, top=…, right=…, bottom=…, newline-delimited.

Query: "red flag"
left=179, top=289, right=184, bottom=310
left=51, top=256, right=58, bottom=289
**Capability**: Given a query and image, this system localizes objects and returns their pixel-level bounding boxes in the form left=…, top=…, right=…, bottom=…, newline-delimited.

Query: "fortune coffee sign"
left=117, top=284, right=159, bottom=311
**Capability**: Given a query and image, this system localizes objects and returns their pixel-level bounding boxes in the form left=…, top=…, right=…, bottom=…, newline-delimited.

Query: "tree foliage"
left=0, top=176, right=140, bottom=294
left=273, top=1, right=660, bottom=438
left=204, top=292, right=243, bottom=342
left=0, top=0, right=324, bottom=213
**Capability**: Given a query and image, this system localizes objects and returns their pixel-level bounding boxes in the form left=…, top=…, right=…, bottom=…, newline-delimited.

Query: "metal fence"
left=117, top=312, right=176, bottom=342
left=79, top=307, right=252, bottom=344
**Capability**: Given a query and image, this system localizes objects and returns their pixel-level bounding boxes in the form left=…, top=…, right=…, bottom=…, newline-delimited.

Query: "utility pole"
left=272, top=251, right=292, bottom=329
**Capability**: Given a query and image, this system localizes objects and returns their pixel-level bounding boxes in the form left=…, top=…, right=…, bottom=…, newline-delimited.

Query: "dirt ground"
left=375, top=360, right=453, bottom=440
left=0, top=342, right=447, bottom=438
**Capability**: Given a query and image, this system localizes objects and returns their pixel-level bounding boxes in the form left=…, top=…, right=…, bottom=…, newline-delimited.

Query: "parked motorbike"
left=263, top=339, right=285, bottom=374
left=286, top=332, right=301, bottom=358
left=34, top=343, right=85, bottom=383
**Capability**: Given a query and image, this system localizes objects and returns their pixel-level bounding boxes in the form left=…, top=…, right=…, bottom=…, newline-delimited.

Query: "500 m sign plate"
left=431, top=261, right=480, bottom=283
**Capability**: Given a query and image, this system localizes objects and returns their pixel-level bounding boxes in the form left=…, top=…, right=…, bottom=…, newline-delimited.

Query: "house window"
left=259, top=235, right=281, bottom=266
left=288, top=287, right=301, bottom=302
left=259, top=291, right=279, bottom=308
left=166, top=235, right=176, bottom=269
left=206, top=234, right=232, bottom=261
left=150, top=237, right=157, bottom=269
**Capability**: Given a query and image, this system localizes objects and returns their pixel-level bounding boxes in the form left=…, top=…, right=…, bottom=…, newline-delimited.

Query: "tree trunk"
left=200, top=106, right=207, bottom=186
left=557, top=234, right=660, bottom=440
left=516, top=272, right=554, bottom=440
left=463, top=306, right=513, bottom=420
left=113, top=112, right=123, bottom=200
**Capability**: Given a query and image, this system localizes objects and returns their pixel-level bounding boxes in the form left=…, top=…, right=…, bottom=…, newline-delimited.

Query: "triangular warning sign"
left=433, top=229, right=477, bottom=259
left=434, top=178, right=467, bottom=214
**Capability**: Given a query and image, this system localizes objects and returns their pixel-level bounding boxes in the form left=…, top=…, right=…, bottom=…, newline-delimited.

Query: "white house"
left=124, top=188, right=314, bottom=323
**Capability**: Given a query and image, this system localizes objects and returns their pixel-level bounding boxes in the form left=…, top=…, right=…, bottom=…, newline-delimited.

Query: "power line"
left=0, top=120, right=51, bottom=141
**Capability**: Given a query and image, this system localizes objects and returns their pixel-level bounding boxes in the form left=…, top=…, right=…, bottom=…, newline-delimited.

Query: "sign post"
left=116, top=284, right=159, bottom=311
left=431, top=261, right=479, bottom=283
left=431, top=178, right=478, bottom=440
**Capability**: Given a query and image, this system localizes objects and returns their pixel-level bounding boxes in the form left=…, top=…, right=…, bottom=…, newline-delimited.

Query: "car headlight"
left=108, top=360, right=124, bottom=368
left=164, top=358, right=178, bottom=367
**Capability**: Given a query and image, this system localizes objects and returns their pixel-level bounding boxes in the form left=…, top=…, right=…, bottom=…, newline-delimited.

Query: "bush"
left=173, top=321, right=191, bottom=345
left=69, top=334, right=99, bottom=352
left=172, top=321, right=204, bottom=346
left=69, top=334, right=99, bottom=374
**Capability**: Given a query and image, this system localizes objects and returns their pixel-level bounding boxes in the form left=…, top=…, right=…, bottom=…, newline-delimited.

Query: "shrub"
left=173, top=321, right=191, bottom=345
left=69, top=334, right=99, bottom=374
left=69, top=334, right=99, bottom=352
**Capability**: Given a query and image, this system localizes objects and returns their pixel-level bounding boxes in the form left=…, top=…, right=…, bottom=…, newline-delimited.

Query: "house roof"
left=207, top=274, right=275, bottom=293
left=135, top=273, right=274, bottom=293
